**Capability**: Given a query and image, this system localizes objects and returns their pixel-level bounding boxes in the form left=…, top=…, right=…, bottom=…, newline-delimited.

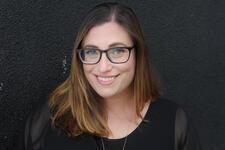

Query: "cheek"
left=126, top=53, right=136, bottom=74
left=128, top=55, right=136, bottom=82
left=119, top=54, right=136, bottom=79
left=83, top=65, right=94, bottom=80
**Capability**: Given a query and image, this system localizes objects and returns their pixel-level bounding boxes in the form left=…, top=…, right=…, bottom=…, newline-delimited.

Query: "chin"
left=96, top=92, right=115, bottom=99
left=93, top=88, right=117, bottom=98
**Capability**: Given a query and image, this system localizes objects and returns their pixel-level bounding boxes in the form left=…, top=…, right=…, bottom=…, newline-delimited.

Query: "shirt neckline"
left=101, top=99, right=156, bottom=141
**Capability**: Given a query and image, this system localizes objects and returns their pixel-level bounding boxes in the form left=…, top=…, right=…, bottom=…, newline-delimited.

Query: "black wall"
left=0, top=0, right=224, bottom=149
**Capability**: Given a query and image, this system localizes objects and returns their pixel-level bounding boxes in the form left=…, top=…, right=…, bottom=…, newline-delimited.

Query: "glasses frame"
left=77, top=46, right=135, bottom=65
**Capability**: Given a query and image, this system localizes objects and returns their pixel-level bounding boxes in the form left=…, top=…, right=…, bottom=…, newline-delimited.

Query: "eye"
left=111, top=47, right=126, bottom=55
left=84, top=49, right=98, bottom=56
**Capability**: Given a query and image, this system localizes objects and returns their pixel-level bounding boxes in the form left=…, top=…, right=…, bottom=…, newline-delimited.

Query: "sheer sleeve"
left=175, top=107, right=202, bottom=150
left=14, top=101, right=50, bottom=150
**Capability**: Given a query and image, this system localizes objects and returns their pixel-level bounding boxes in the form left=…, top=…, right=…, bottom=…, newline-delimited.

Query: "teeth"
left=98, top=76, right=115, bottom=81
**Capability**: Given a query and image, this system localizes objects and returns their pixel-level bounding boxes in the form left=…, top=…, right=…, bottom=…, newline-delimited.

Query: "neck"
left=104, top=93, right=134, bottom=114
left=102, top=88, right=137, bottom=124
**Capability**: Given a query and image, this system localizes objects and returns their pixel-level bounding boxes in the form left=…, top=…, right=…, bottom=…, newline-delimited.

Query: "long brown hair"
left=49, top=2, right=161, bottom=137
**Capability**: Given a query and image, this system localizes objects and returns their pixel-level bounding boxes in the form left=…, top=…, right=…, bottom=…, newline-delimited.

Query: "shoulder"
left=24, top=100, right=51, bottom=149
left=148, top=97, right=191, bottom=129
left=28, top=100, right=50, bottom=130
left=152, top=98, right=202, bottom=150
left=150, top=97, right=181, bottom=114
left=145, top=97, right=183, bottom=130
left=151, top=98, right=190, bottom=126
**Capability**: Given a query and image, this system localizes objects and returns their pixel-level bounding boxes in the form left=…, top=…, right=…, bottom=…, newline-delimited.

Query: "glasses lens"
left=108, top=47, right=130, bottom=63
left=80, top=49, right=100, bottom=63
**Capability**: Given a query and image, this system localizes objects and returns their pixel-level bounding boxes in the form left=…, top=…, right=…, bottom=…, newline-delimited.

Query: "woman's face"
left=82, top=22, right=135, bottom=99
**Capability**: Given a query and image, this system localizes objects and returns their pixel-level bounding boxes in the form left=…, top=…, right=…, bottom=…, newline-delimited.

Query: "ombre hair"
left=49, top=2, right=161, bottom=137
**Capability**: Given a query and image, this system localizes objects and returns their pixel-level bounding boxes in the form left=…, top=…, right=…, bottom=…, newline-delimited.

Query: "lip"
left=95, top=74, right=119, bottom=85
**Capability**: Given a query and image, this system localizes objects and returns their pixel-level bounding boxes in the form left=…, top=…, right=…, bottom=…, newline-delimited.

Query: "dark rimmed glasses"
left=77, top=46, right=134, bottom=64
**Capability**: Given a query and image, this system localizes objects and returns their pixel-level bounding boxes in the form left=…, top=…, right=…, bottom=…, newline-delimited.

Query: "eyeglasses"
left=77, top=46, right=134, bottom=64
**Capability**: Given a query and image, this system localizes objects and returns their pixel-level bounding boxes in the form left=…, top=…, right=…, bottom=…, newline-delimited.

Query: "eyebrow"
left=83, top=42, right=129, bottom=49
left=109, top=42, right=128, bottom=47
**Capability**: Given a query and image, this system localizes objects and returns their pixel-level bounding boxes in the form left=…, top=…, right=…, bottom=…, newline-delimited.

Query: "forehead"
left=82, top=22, right=133, bottom=48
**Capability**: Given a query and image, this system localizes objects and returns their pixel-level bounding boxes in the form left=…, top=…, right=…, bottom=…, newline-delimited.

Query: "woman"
left=18, top=2, right=201, bottom=150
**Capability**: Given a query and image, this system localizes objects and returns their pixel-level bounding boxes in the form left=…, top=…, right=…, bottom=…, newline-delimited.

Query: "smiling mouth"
left=96, top=75, right=119, bottom=85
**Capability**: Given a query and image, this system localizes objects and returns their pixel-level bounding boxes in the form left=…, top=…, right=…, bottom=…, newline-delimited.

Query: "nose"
left=97, top=53, right=112, bottom=73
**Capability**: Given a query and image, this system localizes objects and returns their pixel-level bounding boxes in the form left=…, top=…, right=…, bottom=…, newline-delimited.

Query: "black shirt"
left=15, top=98, right=201, bottom=150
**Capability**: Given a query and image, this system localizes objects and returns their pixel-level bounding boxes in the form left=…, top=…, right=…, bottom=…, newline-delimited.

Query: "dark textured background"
left=0, top=0, right=224, bottom=150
